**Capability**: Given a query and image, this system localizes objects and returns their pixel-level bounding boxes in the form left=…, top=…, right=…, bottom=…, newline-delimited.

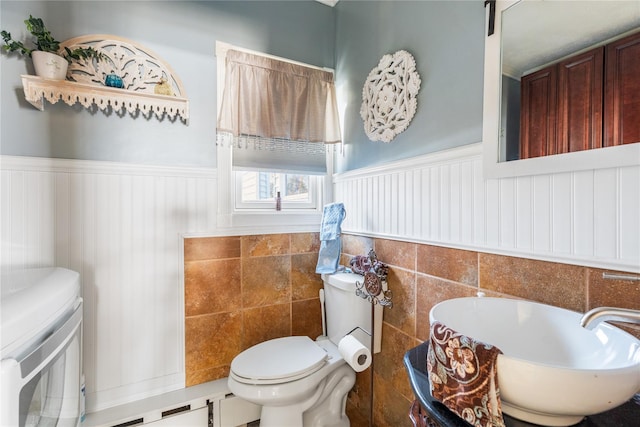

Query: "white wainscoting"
left=2, top=144, right=638, bottom=413
left=0, top=155, right=217, bottom=412
left=333, top=143, right=640, bottom=273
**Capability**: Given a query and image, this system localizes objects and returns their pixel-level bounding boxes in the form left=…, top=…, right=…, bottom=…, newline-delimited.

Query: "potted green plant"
left=1, top=15, right=106, bottom=80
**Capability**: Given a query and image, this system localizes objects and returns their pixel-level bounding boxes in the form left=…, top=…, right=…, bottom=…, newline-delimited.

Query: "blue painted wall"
left=334, top=0, right=485, bottom=172
left=0, top=1, right=335, bottom=167
left=2, top=1, right=486, bottom=172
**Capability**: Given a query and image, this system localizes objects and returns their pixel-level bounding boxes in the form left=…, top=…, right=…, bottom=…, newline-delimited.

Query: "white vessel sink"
left=429, top=297, right=640, bottom=426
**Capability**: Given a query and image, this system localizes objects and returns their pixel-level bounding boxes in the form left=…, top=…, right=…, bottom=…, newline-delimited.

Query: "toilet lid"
left=231, top=336, right=328, bottom=384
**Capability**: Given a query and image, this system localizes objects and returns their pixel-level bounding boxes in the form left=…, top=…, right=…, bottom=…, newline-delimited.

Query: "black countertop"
left=403, top=342, right=640, bottom=427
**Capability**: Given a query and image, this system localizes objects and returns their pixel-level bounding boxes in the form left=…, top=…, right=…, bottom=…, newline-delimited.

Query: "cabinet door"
left=557, top=47, right=604, bottom=153
left=604, top=31, right=640, bottom=147
left=520, top=65, right=557, bottom=159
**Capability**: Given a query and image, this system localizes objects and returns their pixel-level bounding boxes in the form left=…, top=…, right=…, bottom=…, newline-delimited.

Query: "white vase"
left=31, top=51, right=69, bottom=80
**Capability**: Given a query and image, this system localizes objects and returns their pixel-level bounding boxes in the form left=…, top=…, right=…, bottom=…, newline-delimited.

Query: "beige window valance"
left=217, top=49, right=342, bottom=145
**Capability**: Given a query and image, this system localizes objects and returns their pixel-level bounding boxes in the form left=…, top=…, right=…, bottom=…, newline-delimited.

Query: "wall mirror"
left=482, top=0, right=640, bottom=178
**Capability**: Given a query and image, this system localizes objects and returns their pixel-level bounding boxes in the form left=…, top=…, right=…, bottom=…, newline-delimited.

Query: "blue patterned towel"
left=320, top=203, right=346, bottom=241
left=315, top=239, right=342, bottom=274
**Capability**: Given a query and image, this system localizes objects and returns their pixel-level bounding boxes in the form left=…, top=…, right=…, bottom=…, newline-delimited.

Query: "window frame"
left=215, top=41, right=334, bottom=228
left=233, top=171, right=322, bottom=211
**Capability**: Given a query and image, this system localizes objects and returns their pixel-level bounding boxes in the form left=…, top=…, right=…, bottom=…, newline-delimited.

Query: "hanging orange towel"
left=427, top=321, right=505, bottom=427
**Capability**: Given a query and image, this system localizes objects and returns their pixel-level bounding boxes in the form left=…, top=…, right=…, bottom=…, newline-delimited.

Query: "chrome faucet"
left=580, top=307, right=640, bottom=330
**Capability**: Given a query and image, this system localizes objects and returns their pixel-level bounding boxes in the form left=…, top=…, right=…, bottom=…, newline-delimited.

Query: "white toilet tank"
left=321, top=272, right=384, bottom=354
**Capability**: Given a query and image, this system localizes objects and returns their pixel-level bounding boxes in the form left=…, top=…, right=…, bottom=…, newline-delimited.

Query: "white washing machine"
left=1, top=267, right=83, bottom=427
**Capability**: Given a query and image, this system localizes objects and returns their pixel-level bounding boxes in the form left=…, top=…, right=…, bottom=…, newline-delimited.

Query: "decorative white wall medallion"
left=360, top=50, right=421, bottom=143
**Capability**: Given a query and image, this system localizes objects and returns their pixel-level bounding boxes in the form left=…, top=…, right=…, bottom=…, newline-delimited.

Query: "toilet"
left=227, top=271, right=384, bottom=427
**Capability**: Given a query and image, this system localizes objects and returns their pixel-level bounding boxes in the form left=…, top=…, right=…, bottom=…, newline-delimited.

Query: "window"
left=235, top=171, right=320, bottom=210
left=216, top=41, right=339, bottom=217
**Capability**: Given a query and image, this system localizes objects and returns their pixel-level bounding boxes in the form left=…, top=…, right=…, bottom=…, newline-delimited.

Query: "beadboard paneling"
left=333, top=144, right=640, bottom=272
left=0, top=156, right=217, bottom=412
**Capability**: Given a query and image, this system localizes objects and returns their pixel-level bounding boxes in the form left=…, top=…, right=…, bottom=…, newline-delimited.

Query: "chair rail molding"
left=333, top=143, right=639, bottom=273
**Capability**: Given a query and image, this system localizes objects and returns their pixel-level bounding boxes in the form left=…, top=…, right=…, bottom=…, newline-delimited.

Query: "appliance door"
left=1, top=301, right=82, bottom=427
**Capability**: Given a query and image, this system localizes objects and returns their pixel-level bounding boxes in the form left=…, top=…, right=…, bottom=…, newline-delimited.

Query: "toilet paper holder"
left=344, top=325, right=371, bottom=364
left=342, top=327, right=372, bottom=368
left=350, top=257, right=393, bottom=427
left=345, top=325, right=370, bottom=339
left=349, top=251, right=393, bottom=427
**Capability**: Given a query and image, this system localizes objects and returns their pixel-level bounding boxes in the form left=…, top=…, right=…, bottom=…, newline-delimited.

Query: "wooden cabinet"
left=520, top=31, right=639, bottom=159
left=557, top=47, right=604, bottom=154
left=604, top=32, right=640, bottom=147
left=520, top=65, right=557, bottom=159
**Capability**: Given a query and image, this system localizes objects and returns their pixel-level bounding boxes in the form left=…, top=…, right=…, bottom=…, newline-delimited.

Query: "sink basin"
left=429, top=297, right=640, bottom=426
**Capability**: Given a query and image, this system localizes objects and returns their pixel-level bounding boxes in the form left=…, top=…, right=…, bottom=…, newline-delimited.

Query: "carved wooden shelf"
left=21, top=75, right=189, bottom=122
left=21, top=34, right=189, bottom=124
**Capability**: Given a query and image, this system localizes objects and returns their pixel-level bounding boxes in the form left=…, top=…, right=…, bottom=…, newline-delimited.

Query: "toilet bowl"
left=228, top=336, right=354, bottom=427
left=227, top=271, right=383, bottom=427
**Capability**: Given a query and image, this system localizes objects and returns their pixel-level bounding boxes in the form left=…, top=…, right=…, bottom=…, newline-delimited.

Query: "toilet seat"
left=230, top=336, right=328, bottom=385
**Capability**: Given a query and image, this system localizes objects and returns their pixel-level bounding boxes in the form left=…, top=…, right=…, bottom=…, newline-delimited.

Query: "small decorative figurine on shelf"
left=104, top=73, right=124, bottom=88
left=154, top=78, right=174, bottom=96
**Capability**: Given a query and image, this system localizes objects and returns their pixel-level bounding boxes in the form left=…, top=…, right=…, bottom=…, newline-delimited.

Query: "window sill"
left=217, top=210, right=322, bottom=234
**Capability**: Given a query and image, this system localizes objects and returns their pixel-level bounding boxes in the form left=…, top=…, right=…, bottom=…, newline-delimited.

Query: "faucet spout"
left=580, top=307, right=640, bottom=330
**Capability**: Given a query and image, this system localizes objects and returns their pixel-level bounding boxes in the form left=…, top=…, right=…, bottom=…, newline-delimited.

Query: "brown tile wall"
left=183, top=233, right=322, bottom=386
left=340, top=234, right=640, bottom=427
left=184, top=232, right=640, bottom=427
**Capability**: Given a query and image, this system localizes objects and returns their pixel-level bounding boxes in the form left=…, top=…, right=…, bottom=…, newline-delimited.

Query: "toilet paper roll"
left=338, top=335, right=372, bottom=372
